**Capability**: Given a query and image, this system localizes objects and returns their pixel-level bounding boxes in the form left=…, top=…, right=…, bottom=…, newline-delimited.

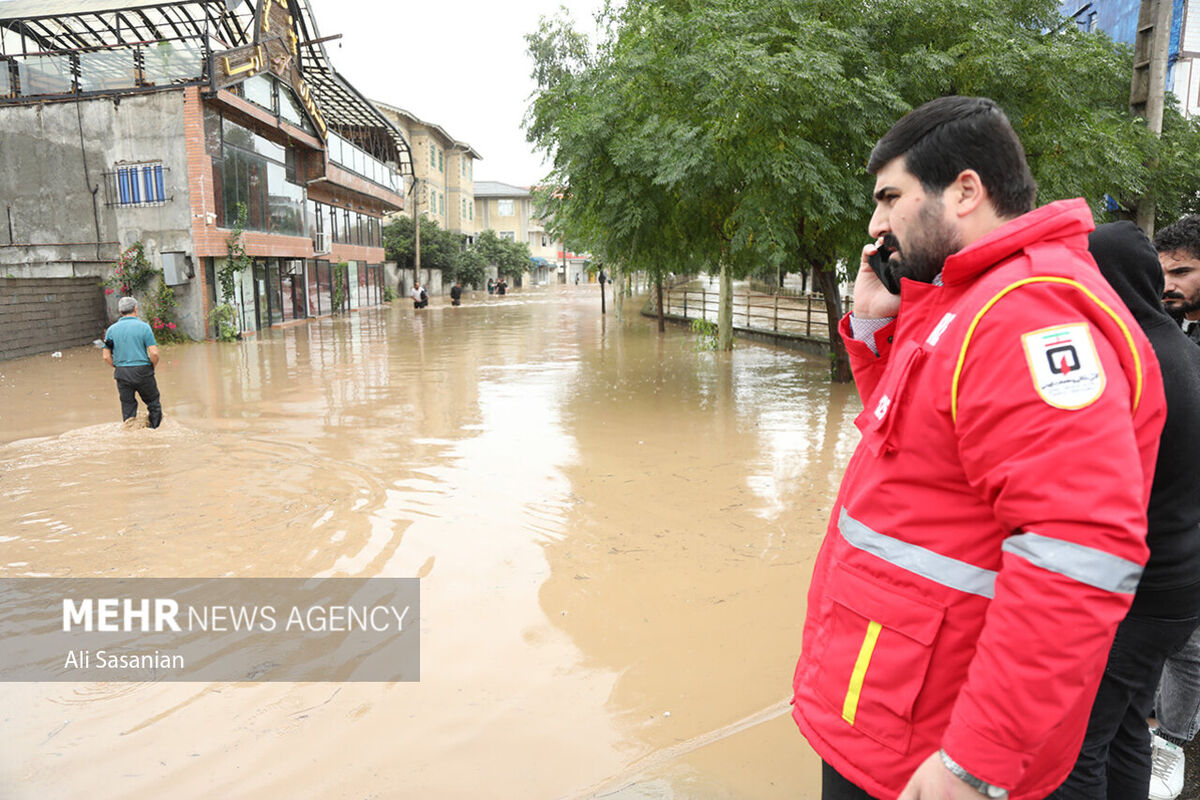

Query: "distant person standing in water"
left=102, top=296, right=162, bottom=428
left=450, top=280, right=463, bottom=306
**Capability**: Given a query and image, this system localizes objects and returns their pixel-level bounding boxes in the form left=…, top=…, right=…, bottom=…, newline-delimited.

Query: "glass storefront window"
left=239, top=266, right=255, bottom=333
left=222, top=116, right=285, bottom=162
left=278, top=85, right=314, bottom=134
left=266, top=162, right=305, bottom=237
left=219, top=115, right=304, bottom=236
left=316, top=260, right=332, bottom=314
left=307, top=259, right=321, bottom=317
left=265, top=259, right=283, bottom=325
left=345, top=261, right=359, bottom=309
left=244, top=74, right=275, bottom=114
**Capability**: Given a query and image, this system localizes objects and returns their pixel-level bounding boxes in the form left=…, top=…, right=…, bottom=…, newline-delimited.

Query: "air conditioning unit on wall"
left=161, top=252, right=193, bottom=286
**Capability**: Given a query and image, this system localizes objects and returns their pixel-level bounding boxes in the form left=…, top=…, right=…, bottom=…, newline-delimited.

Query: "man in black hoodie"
left=1156, top=215, right=1200, bottom=345
left=1050, top=222, right=1200, bottom=798
left=1147, top=215, right=1200, bottom=800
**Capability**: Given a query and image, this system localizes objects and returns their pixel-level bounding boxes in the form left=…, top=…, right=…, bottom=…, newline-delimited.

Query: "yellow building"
left=474, top=182, right=586, bottom=284
left=373, top=101, right=480, bottom=239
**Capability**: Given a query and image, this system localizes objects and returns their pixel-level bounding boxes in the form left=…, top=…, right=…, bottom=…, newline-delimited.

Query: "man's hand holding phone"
left=854, top=238, right=902, bottom=319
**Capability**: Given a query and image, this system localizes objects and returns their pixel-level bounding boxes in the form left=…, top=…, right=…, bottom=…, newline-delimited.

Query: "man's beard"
left=1163, top=290, right=1200, bottom=321
left=892, top=199, right=962, bottom=285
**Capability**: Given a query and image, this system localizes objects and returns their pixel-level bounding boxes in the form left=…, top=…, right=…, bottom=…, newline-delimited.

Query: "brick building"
left=0, top=0, right=411, bottom=354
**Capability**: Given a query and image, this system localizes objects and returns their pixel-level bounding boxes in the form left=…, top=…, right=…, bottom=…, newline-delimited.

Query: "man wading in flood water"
left=102, top=296, right=163, bottom=429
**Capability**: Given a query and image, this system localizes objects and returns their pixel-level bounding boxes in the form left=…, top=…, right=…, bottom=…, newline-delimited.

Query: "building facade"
left=1062, top=0, right=1199, bottom=117
left=0, top=0, right=411, bottom=350
left=373, top=102, right=479, bottom=239
left=473, top=181, right=587, bottom=285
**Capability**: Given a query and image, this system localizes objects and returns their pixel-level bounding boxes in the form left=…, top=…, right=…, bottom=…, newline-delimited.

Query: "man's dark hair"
left=1154, top=215, right=1200, bottom=261
left=867, top=96, right=1037, bottom=219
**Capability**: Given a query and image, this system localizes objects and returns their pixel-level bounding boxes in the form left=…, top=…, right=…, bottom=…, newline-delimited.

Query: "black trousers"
left=1047, top=611, right=1200, bottom=799
left=822, top=762, right=880, bottom=800
left=114, top=365, right=162, bottom=428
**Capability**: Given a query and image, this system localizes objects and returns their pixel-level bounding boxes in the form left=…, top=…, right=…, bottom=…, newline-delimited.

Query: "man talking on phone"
left=790, top=96, right=1165, bottom=800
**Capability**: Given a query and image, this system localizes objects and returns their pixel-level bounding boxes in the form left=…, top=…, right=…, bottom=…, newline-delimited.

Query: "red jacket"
left=791, top=199, right=1165, bottom=799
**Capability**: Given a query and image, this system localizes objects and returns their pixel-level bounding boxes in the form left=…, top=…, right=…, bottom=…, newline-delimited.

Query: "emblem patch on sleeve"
left=1021, top=323, right=1105, bottom=409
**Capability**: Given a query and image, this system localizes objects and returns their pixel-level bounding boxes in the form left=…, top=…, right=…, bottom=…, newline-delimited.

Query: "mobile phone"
left=867, top=242, right=901, bottom=295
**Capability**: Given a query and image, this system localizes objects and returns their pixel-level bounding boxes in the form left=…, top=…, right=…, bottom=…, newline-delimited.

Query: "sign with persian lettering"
left=211, top=0, right=328, bottom=137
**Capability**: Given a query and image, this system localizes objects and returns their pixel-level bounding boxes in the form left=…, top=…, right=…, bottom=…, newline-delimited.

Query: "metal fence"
left=660, top=288, right=852, bottom=341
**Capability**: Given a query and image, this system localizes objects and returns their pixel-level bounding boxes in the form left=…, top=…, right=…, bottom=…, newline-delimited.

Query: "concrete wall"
left=397, top=266, right=444, bottom=299
left=0, top=91, right=203, bottom=340
left=0, top=277, right=106, bottom=360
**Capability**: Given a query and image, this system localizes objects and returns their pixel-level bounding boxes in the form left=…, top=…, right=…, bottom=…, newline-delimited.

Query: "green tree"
left=384, top=215, right=462, bottom=273
left=526, top=0, right=1200, bottom=380
left=455, top=247, right=487, bottom=288
left=473, top=229, right=532, bottom=281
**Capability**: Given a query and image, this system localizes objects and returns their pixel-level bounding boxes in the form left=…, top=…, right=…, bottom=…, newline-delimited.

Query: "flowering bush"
left=144, top=278, right=186, bottom=343
left=102, top=242, right=156, bottom=297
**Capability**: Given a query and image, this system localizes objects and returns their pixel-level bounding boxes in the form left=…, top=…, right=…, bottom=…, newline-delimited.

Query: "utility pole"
left=405, top=176, right=422, bottom=292
left=414, top=179, right=422, bottom=288
left=1130, top=0, right=1173, bottom=236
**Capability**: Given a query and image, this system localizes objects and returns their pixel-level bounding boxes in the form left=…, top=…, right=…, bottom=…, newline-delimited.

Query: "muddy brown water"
left=0, top=286, right=860, bottom=799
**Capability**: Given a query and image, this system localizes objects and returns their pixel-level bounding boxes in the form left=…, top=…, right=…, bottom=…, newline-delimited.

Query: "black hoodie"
left=1090, top=221, right=1200, bottom=615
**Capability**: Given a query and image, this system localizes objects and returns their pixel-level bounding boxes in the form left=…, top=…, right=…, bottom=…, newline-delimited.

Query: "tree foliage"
left=473, top=229, right=534, bottom=281
left=525, top=0, right=1200, bottom=379
left=383, top=217, right=533, bottom=287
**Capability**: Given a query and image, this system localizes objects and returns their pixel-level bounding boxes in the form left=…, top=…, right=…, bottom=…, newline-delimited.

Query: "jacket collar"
left=941, top=198, right=1095, bottom=287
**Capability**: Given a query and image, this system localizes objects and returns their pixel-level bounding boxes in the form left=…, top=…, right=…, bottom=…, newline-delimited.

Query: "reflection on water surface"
left=0, top=287, right=858, bottom=798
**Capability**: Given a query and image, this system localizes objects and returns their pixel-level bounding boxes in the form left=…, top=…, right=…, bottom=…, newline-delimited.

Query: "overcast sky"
left=313, top=0, right=607, bottom=186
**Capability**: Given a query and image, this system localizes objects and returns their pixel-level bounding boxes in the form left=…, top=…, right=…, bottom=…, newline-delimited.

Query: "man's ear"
left=948, top=169, right=987, bottom=218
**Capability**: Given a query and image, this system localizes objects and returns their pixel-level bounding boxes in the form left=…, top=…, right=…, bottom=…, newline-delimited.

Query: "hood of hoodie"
left=1088, top=221, right=1172, bottom=330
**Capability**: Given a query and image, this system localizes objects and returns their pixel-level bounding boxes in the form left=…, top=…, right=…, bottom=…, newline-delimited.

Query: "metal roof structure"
left=0, top=0, right=411, bottom=174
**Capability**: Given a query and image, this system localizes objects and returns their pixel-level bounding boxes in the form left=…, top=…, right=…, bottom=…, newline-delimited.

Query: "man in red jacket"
left=791, top=96, right=1166, bottom=800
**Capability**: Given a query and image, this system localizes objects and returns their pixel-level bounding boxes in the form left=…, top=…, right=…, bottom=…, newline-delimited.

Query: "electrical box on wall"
left=161, top=252, right=193, bottom=286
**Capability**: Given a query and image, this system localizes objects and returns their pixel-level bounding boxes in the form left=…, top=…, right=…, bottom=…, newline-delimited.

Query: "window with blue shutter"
left=108, top=162, right=168, bottom=207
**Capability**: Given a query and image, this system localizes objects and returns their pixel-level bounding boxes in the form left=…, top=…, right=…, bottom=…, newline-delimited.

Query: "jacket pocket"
left=812, top=564, right=945, bottom=754
left=854, top=341, right=926, bottom=456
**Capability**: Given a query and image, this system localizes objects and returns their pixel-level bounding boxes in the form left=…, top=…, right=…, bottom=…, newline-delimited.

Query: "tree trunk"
left=814, top=262, right=851, bottom=383
left=656, top=275, right=665, bottom=332
left=717, top=259, right=733, bottom=351
left=614, top=267, right=624, bottom=320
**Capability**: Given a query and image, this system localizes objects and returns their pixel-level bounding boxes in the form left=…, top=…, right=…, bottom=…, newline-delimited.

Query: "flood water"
left=0, top=285, right=861, bottom=799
